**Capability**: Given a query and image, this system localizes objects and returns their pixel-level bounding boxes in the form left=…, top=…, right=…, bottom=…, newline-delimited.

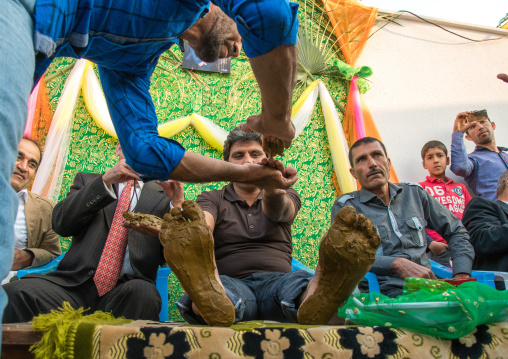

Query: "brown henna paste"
left=122, top=211, right=163, bottom=228
left=159, top=200, right=235, bottom=327
left=297, top=206, right=381, bottom=325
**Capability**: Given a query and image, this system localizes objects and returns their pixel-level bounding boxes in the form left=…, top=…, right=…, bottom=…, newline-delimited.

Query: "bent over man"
left=0, top=0, right=299, bottom=328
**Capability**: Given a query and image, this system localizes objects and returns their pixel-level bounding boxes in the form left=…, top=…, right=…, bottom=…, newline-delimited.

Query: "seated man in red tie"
left=2, top=143, right=183, bottom=322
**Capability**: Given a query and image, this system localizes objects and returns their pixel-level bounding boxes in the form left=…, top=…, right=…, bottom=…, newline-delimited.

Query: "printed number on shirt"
left=425, top=186, right=444, bottom=196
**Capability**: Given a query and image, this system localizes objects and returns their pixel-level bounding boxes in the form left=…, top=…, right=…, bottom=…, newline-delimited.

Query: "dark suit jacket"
left=29, top=173, right=170, bottom=289
left=462, top=196, right=508, bottom=271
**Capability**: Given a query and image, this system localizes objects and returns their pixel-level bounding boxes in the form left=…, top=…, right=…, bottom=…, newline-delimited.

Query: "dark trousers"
left=2, top=276, right=161, bottom=323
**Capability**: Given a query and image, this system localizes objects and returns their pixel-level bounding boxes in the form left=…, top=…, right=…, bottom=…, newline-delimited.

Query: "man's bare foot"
left=239, top=122, right=286, bottom=157
left=263, top=137, right=285, bottom=157
left=297, top=206, right=381, bottom=325
left=240, top=114, right=295, bottom=149
left=122, top=211, right=162, bottom=227
left=159, top=201, right=235, bottom=327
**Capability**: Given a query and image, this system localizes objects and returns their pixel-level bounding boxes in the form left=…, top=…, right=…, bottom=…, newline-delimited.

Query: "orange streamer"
left=30, top=77, right=53, bottom=146
left=343, top=87, right=357, bottom=146
left=322, top=0, right=398, bottom=184
left=322, top=0, right=378, bottom=66
left=360, top=95, right=399, bottom=183
left=332, top=172, right=342, bottom=197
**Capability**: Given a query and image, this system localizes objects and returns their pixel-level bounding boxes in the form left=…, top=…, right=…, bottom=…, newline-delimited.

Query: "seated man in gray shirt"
left=332, top=137, right=474, bottom=298
left=151, top=128, right=381, bottom=326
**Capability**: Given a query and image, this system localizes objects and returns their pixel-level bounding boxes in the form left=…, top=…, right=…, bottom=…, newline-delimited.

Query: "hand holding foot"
left=243, top=162, right=297, bottom=195
left=297, top=206, right=381, bottom=325
left=156, top=180, right=185, bottom=208
left=159, top=201, right=235, bottom=327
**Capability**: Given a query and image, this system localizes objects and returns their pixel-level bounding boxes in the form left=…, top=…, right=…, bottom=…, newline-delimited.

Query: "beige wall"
left=359, top=12, right=508, bottom=188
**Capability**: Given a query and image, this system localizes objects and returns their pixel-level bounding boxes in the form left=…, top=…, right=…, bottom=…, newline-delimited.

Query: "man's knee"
left=3, top=279, right=46, bottom=323
left=102, top=280, right=161, bottom=320
left=116, top=280, right=161, bottom=306
left=4, top=279, right=36, bottom=301
left=275, top=271, right=313, bottom=300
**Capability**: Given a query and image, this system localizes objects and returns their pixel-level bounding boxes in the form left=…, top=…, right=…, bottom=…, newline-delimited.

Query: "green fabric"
left=30, top=302, right=132, bottom=359
left=331, top=58, right=373, bottom=93
left=338, top=278, right=508, bottom=339
left=42, top=4, right=349, bottom=321
left=45, top=52, right=346, bottom=320
left=73, top=322, right=100, bottom=359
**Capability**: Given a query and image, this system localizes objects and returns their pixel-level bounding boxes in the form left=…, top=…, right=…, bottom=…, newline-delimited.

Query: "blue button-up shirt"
left=33, top=0, right=299, bottom=180
left=331, top=182, right=474, bottom=297
left=450, top=131, right=508, bottom=201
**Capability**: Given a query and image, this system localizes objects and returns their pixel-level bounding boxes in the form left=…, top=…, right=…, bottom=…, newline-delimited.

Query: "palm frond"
left=297, top=0, right=346, bottom=88
left=369, top=13, right=402, bottom=39
left=159, top=50, right=207, bottom=87
left=225, top=71, right=256, bottom=118
left=45, top=63, right=75, bottom=83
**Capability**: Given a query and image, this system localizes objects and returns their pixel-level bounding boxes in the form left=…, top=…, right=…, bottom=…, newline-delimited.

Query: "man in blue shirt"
left=451, top=110, right=508, bottom=200
left=0, top=0, right=299, bottom=335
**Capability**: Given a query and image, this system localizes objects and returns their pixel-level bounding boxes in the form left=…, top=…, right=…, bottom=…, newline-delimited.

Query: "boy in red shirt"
left=419, top=141, right=472, bottom=267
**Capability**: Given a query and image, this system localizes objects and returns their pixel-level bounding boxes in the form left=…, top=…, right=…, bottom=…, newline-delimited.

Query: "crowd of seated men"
left=2, top=108, right=507, bottom=326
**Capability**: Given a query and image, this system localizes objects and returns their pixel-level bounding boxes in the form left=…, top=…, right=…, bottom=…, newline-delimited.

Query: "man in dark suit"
left=462, top=170, right=508, bottom=274
left=2, top=143, right=183, bottom=322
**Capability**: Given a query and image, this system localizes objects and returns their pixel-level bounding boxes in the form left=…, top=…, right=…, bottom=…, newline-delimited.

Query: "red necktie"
left=93, top=180, right=134, bottom=296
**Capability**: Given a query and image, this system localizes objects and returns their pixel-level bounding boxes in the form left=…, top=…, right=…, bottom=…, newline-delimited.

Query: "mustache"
left=366, top=168, right=384, bottom=177
left=13, top=170, right=26, bottom=179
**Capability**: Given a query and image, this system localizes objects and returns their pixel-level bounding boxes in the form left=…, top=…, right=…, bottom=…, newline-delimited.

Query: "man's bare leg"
left=159, top=201, right=235, bottom=327
left=297, top=206, right=381, bottom=325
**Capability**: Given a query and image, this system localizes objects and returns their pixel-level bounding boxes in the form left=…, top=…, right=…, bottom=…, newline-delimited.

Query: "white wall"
left=359, top=12, right=508, bottom=186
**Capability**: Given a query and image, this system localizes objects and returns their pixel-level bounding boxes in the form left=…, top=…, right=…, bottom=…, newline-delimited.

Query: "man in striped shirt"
left=0, top=0, right=299, bottom=334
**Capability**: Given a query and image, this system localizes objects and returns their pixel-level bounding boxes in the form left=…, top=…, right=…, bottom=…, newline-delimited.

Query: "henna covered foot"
left=159, top=200, right=235, bottom=327
left=297, top=206, right=381, bottom=325
left=122, top=211, right=163, bottom=227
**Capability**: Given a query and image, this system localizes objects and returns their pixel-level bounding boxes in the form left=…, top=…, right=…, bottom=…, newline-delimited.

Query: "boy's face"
left=422, top=148, right=449, bottom=178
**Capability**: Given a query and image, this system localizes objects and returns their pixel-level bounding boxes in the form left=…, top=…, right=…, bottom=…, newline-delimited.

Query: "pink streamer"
left=351, top=76, right=366, bottom=139
left=24, top=80, right=41, bottom=138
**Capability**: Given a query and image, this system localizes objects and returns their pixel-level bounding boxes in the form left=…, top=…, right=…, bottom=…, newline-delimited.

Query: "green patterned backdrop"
left=43, top=4, right=348, bottom=320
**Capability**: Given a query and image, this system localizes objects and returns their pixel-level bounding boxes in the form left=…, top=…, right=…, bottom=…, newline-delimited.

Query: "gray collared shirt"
left=331, top=182, right=474, bottom=296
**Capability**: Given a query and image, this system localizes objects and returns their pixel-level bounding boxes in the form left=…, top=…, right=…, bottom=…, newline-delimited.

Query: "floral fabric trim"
left=77, top=320, right=508, bottom=359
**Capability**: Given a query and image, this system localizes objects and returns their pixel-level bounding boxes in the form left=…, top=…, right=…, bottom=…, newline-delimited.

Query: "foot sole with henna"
left=297, top=206, right=381, bottom=325
left=159, top=200, right=235, bottom=327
